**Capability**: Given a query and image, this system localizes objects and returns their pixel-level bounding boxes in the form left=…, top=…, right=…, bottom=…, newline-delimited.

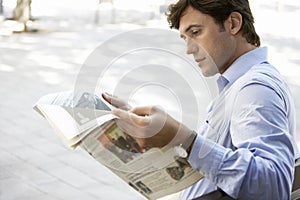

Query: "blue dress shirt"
left=181, top=47, right=300, bottom=200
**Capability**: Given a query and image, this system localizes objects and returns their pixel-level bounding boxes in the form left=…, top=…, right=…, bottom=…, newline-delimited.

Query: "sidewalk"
left=0, top=1, right=300, bottom=200
left=0, top=3, right=159, bottom=200
left=0, top=24, right=147, bottom=200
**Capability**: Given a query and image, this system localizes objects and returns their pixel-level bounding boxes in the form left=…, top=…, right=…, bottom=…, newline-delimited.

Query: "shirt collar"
left=217, top=75, right=229, bottom=93
left=217, top=47, right=268, bottom=92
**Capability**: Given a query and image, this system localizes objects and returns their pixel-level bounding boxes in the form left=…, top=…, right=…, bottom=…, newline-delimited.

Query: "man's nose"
left=186, top=38, right=198, bottom=55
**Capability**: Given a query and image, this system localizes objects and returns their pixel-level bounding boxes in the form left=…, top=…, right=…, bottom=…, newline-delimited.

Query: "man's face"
left=179, top=6, right=236, bottom=76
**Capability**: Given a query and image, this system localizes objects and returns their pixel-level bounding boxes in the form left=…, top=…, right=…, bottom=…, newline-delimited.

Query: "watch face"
left=174, top=146, right=188, bottom=158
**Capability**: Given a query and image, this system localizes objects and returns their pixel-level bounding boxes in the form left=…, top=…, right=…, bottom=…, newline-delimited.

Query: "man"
left=103, top=0, right=299, bottom=199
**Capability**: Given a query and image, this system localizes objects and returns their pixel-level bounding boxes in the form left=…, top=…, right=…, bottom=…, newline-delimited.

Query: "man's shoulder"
left=235, top=63, right=285, bottom=90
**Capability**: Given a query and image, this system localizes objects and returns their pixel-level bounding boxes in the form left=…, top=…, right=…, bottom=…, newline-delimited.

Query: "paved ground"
left=0, top=1, right=300, bottom=200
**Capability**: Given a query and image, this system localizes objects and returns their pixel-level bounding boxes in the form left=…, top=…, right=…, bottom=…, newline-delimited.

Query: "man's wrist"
left=174, top=131, right=197, bottom=158
left=186, top=132, right=197, bottom=156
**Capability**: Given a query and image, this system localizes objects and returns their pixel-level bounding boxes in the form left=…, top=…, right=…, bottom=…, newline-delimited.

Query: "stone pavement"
left=0, top=25, right=148, bottom=200
left=0, top=1, right=300, bottom=200
left=0, top=2, right=165, bottom=200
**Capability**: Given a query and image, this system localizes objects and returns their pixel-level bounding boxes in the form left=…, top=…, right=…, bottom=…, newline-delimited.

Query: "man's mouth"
left=195, top=57, right=206, bottom=64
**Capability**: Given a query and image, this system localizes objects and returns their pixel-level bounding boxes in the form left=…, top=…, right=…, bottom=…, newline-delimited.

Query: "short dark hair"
left=166, top=0, right=260, bottom=47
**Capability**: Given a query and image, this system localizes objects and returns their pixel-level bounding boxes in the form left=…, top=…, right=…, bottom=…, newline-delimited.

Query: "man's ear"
left=228, top=11, right=243, bottom=35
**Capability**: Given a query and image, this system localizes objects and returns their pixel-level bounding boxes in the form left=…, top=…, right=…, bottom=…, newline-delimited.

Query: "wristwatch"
left=174, top=131, right=197, bottom=158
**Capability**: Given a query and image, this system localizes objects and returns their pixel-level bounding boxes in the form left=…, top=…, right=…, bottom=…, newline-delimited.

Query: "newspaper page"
left=33, top=91, right=116, bottom=148
left=80, top=120, right=203, bottom=200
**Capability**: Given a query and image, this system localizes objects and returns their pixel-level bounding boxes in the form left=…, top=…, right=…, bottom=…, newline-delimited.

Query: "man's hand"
left=102, top=93, right=191, bottom=149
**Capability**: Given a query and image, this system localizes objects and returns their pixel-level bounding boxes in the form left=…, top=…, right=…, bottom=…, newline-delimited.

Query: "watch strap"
left=181, top=131, right=197, bottom=150
left=174, top=131, right=197, bottom=158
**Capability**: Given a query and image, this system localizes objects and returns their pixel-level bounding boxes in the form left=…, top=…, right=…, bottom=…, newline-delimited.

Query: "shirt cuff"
left=188, top=134, right=227, bottom=182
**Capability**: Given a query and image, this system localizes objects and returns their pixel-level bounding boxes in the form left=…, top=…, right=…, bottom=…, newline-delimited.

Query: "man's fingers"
left=102, top=93, right=131, bottom=110
left=102, top=93, right=113, bottom=106
left=131, top=106, right=154, bottom=116
left=112, top=108, right=130, bottom=120
left=113, top=108, right=151, bottom=127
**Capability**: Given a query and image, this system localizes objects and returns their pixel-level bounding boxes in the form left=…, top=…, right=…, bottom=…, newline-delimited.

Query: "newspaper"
left=33, top=91, right=203, bottom=200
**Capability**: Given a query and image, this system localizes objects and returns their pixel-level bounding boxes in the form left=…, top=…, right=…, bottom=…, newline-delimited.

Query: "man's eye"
left=191, top=30, right=201, bottom=36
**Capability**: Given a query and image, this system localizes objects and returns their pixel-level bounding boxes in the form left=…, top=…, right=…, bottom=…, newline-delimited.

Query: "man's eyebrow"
left=185, top=24, right=203, bottom=33
left=180, top=24, right=203, bottom=38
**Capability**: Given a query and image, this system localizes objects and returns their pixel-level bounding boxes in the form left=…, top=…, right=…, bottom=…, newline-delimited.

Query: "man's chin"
left=198, top=63, right=219, bottom=77
left=201, top=68, right=218, bottom=77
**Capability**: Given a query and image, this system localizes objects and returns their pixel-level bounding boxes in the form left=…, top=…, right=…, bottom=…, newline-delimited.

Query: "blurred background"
left=0, top=0, right=299, bottom=200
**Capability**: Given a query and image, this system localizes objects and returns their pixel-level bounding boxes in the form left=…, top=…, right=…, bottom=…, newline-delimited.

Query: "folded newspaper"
left=33, top=91, right=203, bottom=200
